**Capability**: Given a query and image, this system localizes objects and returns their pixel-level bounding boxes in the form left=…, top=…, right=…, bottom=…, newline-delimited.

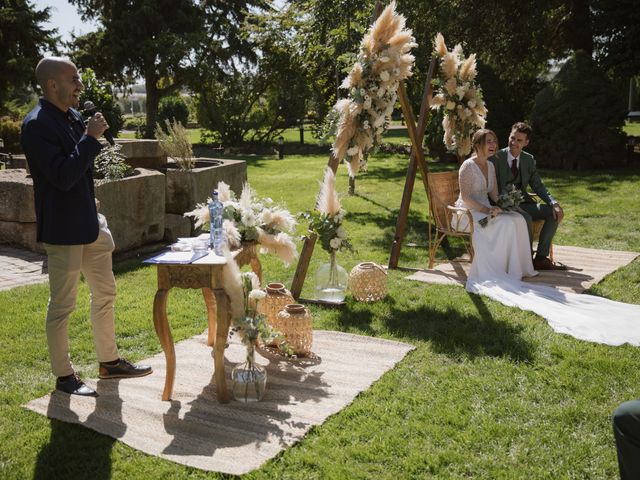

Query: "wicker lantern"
left=348, top=262, right=388, bottom=302
left=274, top=304, right=313, bottom=356
left=257, top=283, right=294, bottom=345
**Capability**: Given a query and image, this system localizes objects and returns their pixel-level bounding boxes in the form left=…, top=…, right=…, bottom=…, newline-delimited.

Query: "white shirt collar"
left=507, top=151, right=519, bottom=166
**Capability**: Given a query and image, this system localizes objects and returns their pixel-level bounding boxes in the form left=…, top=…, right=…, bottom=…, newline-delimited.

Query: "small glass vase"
left=231, top=345, right=267, bottom=403
left=314, top=251, right=348, bottom=303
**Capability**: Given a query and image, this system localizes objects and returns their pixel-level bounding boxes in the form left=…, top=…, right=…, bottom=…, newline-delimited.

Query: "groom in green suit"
left=490, top=122, right=566, bottom=270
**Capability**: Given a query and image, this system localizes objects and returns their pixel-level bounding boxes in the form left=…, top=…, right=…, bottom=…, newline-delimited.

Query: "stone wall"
left=0, top=141, right=248, bottom=254
left=0, top=169, right=41, bottom=252
left=95, top=168, right=165, bottom=252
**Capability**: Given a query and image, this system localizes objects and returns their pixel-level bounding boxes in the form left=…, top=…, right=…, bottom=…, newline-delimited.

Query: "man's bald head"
left=35, top=57, right=83, bottom=110
left=35, top=57, right=77, bottom=92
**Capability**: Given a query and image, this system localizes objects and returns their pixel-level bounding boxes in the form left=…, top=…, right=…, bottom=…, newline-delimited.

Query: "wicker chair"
left=427, top=171, right=474, bottom=268
left=426, top=171, right=550, bottom=268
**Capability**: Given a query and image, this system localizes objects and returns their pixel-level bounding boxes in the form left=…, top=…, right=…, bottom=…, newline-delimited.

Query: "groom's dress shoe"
left=56, top=373, right=97, bottom=397
left=533, top=256, right=567, bottom=271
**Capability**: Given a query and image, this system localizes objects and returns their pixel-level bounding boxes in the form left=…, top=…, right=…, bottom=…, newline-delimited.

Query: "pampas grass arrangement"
left=301, top=168, right=352, bottom=254
left=331, top=1, right=416, bottom=178
left=431, top=33, right=488, bottom=158
left=184, top=181, right=298, bottom=265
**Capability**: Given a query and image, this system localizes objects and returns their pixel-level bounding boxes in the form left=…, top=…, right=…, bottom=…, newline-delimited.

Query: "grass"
left=624, top=121, right=640, bottom=137
left=1, top=151, right=640, bottom=478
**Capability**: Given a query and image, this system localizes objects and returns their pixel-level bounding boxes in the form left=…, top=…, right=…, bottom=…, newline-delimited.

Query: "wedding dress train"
left=455, top=159, right=640, bottom=347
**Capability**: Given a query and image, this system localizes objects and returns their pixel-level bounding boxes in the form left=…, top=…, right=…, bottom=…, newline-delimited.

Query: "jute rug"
left=406, top=245, right=639, bottom=293
left=25, top=330, right=414, bottom=475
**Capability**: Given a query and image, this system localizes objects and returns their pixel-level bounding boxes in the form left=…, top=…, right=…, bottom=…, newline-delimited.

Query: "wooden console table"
left=152, top=254, right=230, bottom=403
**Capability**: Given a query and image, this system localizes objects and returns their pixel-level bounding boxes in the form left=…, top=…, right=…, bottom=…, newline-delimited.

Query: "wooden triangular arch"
left=289, top=3, right=440, bottom=300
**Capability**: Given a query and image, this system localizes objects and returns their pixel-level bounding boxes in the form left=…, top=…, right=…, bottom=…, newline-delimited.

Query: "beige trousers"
left=44, top=214, right=119, bottom=377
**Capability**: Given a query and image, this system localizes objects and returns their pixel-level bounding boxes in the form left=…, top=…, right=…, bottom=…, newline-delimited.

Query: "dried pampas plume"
left=316, top=167, right=341, bottom=217
left=257, top=230, right=298, bottom=266
left=222, top=251, right=245, bottom=321
left=330, top=0, right=415, bottom=178
left=434, top=32, right=447, bottom=57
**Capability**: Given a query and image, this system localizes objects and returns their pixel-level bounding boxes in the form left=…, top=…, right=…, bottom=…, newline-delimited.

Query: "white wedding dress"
left=454, top=159, right=640, bottom=347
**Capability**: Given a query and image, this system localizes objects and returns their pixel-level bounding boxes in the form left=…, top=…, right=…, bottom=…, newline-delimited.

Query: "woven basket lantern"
left=348, top=262, right=388, bottom=302
left=274, top=304, right=313, bottom=356
left=257, top=283, right=294, bottom=345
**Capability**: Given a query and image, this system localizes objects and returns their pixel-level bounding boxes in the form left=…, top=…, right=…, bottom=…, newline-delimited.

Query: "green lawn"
left=1, top=152, right=639, bottom=478
left=624, top=121, right=640, bottom=136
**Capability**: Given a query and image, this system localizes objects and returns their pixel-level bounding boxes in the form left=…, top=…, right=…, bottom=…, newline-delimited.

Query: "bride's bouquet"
left=479, top=184, right=524, bottom=228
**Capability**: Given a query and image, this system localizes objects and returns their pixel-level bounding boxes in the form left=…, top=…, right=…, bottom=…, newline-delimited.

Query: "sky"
left=34, top=0, right=97, bottom=43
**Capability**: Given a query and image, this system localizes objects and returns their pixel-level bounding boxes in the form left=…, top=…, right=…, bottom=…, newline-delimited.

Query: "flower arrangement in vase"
left=184, top=181, right=298, bottom=265
left=300, top=168, right=353, bottom=303
left=329, top=1, right=416, bottom=178
left=430, top=33, right=488, bottom=160
left=229, top=272, right=286, bottom=402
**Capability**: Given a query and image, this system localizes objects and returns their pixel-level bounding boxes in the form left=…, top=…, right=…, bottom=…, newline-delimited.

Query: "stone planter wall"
left=0, top=168, right=165, bottom=254
left=95, top=168, right=165, bottom=252
left=116, top=139, right=167, bottom=169
left=0, top=141, right=248, bottom=254
left=164, top=158, right=247, bottom=214
left=0, top=169, right=42, bottom=252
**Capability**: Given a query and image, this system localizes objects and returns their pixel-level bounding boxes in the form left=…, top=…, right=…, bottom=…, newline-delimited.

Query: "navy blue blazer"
left=21, top=98, right=103, bottom=245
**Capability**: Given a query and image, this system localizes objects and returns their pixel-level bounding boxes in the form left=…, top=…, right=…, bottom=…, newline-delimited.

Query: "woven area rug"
left=405, top=245, right=639, bottom=293
left=25, top=330, right=414, bottom=475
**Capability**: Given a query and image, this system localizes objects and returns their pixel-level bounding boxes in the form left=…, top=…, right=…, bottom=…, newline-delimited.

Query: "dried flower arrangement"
left=184, top=181, right=298, bottom=265
left=330, top=1, right=416, bottom=178
left=430, top=33, right=488, bottom=158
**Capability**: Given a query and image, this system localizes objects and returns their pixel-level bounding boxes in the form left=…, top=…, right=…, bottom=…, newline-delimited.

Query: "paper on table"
left=143, top=250, right=209, bottom=264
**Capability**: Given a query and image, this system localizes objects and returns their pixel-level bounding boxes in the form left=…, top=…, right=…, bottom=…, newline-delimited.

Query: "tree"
left=69, top=0, right=204, bottom=137
left=529, top=51, right=627, bottom=170
left=80, top=68, right=123, bottom=138
left=0, top=0, right=58, bottom=116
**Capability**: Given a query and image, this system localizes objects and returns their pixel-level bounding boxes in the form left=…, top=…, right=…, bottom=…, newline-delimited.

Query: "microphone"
left=82, top=101, right=115, bottom=145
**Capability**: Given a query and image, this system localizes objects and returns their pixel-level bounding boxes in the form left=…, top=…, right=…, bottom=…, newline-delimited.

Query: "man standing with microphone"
left=21, top=57, right=151, bottom=397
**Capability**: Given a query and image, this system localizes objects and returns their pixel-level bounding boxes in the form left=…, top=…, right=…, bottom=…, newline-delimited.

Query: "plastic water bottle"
left=208, top=190, right=224, bottom=255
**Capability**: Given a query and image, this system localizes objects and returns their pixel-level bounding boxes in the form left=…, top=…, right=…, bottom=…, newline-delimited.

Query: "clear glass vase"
left=314, top=251, right=348, bottom=303
left=231, top=345, right=267, bottom=403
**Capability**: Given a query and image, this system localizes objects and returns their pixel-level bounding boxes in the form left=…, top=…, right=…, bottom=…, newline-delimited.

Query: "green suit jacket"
left=490, top=147, right=556, bottom=205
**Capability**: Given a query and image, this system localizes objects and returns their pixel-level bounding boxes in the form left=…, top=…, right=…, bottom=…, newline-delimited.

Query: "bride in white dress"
left=454, top=129, right=640, bottom=347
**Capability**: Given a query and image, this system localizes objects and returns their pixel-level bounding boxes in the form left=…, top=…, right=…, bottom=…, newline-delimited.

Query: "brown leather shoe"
left=533, top=256, right=567, bottom=271
left=99, top=358, right=152, bottom=379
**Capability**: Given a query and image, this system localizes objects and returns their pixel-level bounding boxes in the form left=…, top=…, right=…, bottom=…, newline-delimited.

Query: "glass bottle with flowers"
left=301, top=168, right=353, bottom=303
left=230, top=272, right=284, bottom=402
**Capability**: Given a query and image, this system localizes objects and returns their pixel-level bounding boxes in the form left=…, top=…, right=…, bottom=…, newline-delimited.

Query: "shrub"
left=122, top=116, right=146, bottom=132
left=80, top=68, right=124, bottom=139
left=158, top=96, right=189, bottom=128
left=0, top=117, right=22, bottom=153
left=155, top=119, right=194, bottom=170
left=94, top=143, right=131, bottom=180
left=529, top=51, right=627, bottom=169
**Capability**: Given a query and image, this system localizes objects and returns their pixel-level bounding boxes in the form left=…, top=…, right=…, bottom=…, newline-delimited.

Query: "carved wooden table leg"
left=250, top=255, right=262, bottom=285
left=212, top=287, right=230, bottom=403
left=152, top=288, right=175, bottom=401
left=202, top=287, right=217, bottom=347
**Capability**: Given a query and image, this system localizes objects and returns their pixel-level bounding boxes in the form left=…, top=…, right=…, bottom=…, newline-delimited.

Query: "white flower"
left=379, top=56, right=390, bottom=63
left=379, top=71, right=390, bottom=82
left=336, top=226, right=347, bottom=239
left=347, top=145, right=360, bottom=156
left=260, top=209, right=273, bottom=225
left=334, top=211, right=344, bottom=222
left=377, top=87, right=386, bottom=98
left=446, top=100, right=456, bottom=110
left=330, top=237, right=342, bottom=249
left=467, top=99, right=476, bottom=108
left=241, top=210, right=257, bottom=227
left=456, top=85, right=466, bottom=100
left=249, top=289, right=266, bottom=302
left=363, top=120, right=370, bottom=129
